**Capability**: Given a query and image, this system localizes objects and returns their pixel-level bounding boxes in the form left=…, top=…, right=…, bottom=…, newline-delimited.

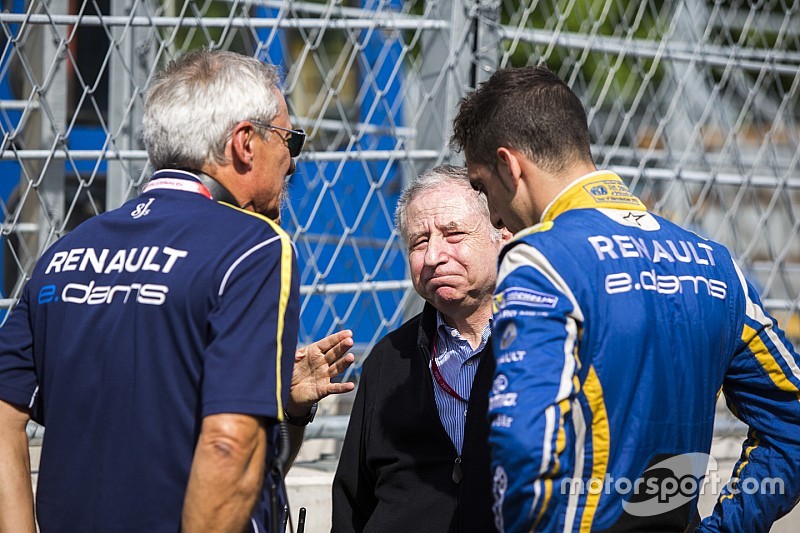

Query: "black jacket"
left=332, top=303, right=496, bottom=532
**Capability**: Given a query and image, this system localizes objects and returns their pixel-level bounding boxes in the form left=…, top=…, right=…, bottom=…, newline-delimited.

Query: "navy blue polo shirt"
left=0, top=170, right=299, bottom=532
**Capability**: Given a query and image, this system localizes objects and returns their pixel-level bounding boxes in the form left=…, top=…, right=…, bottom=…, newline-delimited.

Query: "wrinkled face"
left=252, top=89, right=295, bottom=220
left=466, top=159, right=531, bottom=234
left=406, top=186, right=502, bottom=316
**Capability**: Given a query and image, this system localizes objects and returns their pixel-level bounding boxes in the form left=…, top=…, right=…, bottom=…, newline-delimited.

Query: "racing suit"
left=489, top=170, right=800, bottom=532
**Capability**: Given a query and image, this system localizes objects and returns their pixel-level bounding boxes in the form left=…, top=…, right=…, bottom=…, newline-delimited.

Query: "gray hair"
left=142, top=49, right=282, bottom=170
left=395, top=165, right=502, bottom=243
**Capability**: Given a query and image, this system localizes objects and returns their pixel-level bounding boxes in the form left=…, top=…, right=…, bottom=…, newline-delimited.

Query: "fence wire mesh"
left=1, top=0, right=799, bottom=447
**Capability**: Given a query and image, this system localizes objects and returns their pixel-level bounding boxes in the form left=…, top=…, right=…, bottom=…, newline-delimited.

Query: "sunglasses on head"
left=249, top=119, right=306, bottom=158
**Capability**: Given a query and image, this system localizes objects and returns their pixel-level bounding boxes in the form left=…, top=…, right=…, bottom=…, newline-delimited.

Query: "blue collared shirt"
left=430, top=312, right=491, bottom=454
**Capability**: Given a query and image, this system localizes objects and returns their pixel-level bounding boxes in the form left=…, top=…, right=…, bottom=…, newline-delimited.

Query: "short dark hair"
left=451, top=66, right=593, bottom=173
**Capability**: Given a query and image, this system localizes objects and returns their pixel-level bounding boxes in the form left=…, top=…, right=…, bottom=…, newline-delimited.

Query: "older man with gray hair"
left=0, top=49, right=354, bottom=532
left=332, top=165, right=510, bottom=532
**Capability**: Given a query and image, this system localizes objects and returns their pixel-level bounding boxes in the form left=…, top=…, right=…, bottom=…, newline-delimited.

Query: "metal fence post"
left=473, top=0, right=500, bottom=85
left=415, top=0, right=475, bottom=170
left=106, top=0, right=151, bottom=210
left=27, top=0, right=66, bottom=259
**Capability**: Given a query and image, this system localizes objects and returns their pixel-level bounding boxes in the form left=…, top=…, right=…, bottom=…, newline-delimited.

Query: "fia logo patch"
left=583, top=179, right=640, bottom=205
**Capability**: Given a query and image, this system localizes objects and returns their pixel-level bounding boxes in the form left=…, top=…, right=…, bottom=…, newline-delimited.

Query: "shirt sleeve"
left=202, top=234, right=299, bottom=421
left=699, top=269, right=800, bottom=532
left=0, top=286, right=38, bottom=410
left=490, top=242, right=580, bottom=532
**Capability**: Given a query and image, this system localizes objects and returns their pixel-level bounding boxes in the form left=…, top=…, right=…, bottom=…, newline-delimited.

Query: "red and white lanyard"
left=431, top=342, right=467, bottom=402
left=142, top=177, right=213, bottom=199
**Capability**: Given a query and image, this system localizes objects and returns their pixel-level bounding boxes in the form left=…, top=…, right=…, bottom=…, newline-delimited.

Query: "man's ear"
left=496, top=147, right=522, bottom=192
left=230, top=121, right=256, bottom=171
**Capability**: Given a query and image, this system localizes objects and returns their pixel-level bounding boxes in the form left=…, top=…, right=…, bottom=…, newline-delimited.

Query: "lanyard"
left=431, top=342, right=467, bottom=402
left=142, top=177, right=213, bottom=199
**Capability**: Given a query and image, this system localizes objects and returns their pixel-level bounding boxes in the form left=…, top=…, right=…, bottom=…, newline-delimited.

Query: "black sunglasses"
left=250, top=119, right=306, bottom=158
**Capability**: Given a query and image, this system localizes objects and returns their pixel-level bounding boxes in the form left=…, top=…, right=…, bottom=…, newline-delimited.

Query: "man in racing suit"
left=451, top=65, right=800, bottom=532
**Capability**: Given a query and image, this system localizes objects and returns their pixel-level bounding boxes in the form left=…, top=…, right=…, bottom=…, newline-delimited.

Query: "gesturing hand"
left=286, top=329, right=356, bottom=417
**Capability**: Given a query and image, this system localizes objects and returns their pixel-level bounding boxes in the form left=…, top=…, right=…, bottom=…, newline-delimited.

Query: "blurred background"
left=2, top=0, right=798, bottom=530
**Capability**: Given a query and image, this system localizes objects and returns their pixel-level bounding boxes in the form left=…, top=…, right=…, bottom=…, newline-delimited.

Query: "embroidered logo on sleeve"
left=499, top=322, right=517, bottom=350
left=495, top=287, right=559, bottom=310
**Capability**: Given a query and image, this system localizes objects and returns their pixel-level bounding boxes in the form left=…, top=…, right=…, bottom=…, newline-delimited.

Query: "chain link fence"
left=2, top=0, right=799, bottom=462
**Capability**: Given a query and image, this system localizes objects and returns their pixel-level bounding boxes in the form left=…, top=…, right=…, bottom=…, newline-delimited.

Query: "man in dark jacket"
left=332, top=165, right=510, bottom=532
